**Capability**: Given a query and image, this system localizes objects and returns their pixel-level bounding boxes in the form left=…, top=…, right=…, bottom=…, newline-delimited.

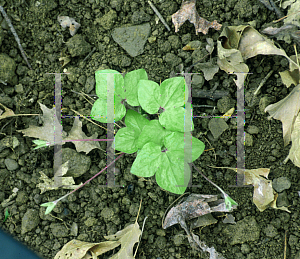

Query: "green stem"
left=191, top=163, right=226, bottom=196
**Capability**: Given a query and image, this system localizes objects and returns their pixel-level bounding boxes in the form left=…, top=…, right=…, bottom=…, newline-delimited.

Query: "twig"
left=254, top=70, right=273, bottom=96
left=284, top=230, right=287, bottom=259
left=82, top=47, right=96, bottom=62
left=0, top=6, right=32, bottom=70
left=148, top=1, right=170, bottom=31
left=273, top=10, right=300, bottom=23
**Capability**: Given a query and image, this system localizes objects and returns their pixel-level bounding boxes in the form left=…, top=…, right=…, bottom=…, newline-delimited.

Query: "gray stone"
left=223, top=216, right=260, bottom=245
left=131, top=10, right=151, bottom=24
left=85, top=76, right=95, bottom=94
left=4, top=158, right=19, bottom=171
left=62, top=148, right=91, bottom=178
left=208, top=118, right=229, bottom=140
left=112, top=23, right=151, bottom=57
left=217, top=96, right=235, bottom=114
left=191, top=74, right=204, bottom=88
left=50, top=223, right=69, bottom=237
left=272, top=177, right=291, bottom=192
left=21, top=209, right=40, bottom=234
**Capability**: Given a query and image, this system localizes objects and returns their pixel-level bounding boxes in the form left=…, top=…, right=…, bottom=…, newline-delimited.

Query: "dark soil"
left=0, top=0, right=300, bottom=259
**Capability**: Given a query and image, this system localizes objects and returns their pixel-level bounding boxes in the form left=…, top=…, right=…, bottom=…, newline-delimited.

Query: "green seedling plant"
left=40, top=68, right=237, bottom=214
left=3, top=208, right=10, bottom=223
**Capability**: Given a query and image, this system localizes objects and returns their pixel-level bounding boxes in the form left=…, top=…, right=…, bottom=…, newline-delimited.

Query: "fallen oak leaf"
left=264, top=84, right=300, bottom=146
left=172, top=0, right=222, bottom=35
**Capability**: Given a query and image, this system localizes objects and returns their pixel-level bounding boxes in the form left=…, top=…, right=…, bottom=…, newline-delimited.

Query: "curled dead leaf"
left=172, top=0, right=222, bottom=35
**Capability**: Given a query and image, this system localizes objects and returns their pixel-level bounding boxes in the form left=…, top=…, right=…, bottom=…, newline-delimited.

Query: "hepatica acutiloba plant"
left=41, top=68, right=238, bottom=214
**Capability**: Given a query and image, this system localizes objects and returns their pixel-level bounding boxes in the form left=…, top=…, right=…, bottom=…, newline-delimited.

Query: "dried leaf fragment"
left=284, top=112, right=300, bottom=167
left=265, top=84, right=300, bottom=146
left=54, top=222, right=141, bottom=259
left=58, top=16, right=81, bottom=36
left=172, top=0, right=222, bottom=35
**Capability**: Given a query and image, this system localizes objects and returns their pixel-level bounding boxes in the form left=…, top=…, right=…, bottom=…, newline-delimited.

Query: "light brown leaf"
left=0, top=102, right=15, bottom=120
left=103, top=222, right=141, bottom=259
left=265, top=84, right=300, bottom=146
left=63, top=117, right=101, bottom=154
left=172, top=0, right=222, bottom=35
left=17, top=102, right=63, bottom=145
left=284, top=112, right=300, bottom=167
left=54, top=222, right=141, bottom=259
left=17, top=103, right=101, bottom=154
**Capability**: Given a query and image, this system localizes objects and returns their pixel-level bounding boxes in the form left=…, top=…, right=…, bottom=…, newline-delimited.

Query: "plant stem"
left=191, top=163, right=226, bottom=196
left=57, top=152, right=125, bottom=202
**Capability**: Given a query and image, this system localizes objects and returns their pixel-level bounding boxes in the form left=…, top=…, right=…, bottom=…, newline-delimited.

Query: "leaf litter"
left=264, top=84, right=300, bottom=147
left=172, top=0, right=222, bottom=35
left=162, top=194, right=237, bottom=258
left=17, top=102, right=101, bottom=154
left=54, top=207, right=143, bottom=259
left=208, top=166, right=291, bottom=213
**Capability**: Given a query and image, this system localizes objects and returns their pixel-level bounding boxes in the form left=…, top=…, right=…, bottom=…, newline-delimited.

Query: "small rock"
left=208, top=118, right=229, bottom=140
left=0, top=53, right=16, bottom=84
left=84, top=217, right=97, bottom=227
left=191, top=74, right=204, bottom=88
left=247, top=125, right=259, bottom=134
left=50, top=223, right=69, bottom=237
left=70, top=222, right=78, bottom=236
left=65, top=34, right=92, bottom=57
left=245, top=132, right=253, bottom=147
left=62, top=148, right=91, bottom=178
left=101, top=207, right=114, bottom=222
left=264, top=224, right=278, bottom=237
left=0, top=136, right=19, bottom=152
left=21, top=209, right=40, bottom=234
left=272, top=177, right=291, bottom=192
left=173, top=234, right=185, bottom=246
left=112, top=23, right=151, bottom=57
left=4, top=158, right=19, bottom=171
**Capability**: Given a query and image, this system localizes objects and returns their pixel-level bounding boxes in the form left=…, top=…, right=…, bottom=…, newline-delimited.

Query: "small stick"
left=148, top=1, right=170, bottom=31
left=82, top=47, right=96, bottom=62
left=273, top=11, right=300, bottom=23
left=284, top=230, right=287, bottom=259
left=0, top=6, right=32, bottom=70
left=254, top=70, right=273, bottom=96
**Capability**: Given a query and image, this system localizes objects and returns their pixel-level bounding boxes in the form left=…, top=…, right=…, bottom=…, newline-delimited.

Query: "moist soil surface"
left=0, top=0, right=300, bottom=259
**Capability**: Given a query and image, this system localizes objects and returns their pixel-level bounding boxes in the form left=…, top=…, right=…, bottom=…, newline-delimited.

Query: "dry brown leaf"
left=284, top=112, right=300, bottom=167
left=210, top=166, right=290, bottom=213
left=63, top=117, right=101, bottom=154
left=172, top=0, right=222, bottom=35
left=0, top=102, right=15, bottom=120
left=54, top=222, right=141, bottom=259
left=17, top=102, right=101, bottom=154
left=103, top=222, right=141, bottom=259
left=264, top=84, right=300, bottom=146
left=163, top=194, right=235, bottom=257
left=36, top=161, right=82, bottom=194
